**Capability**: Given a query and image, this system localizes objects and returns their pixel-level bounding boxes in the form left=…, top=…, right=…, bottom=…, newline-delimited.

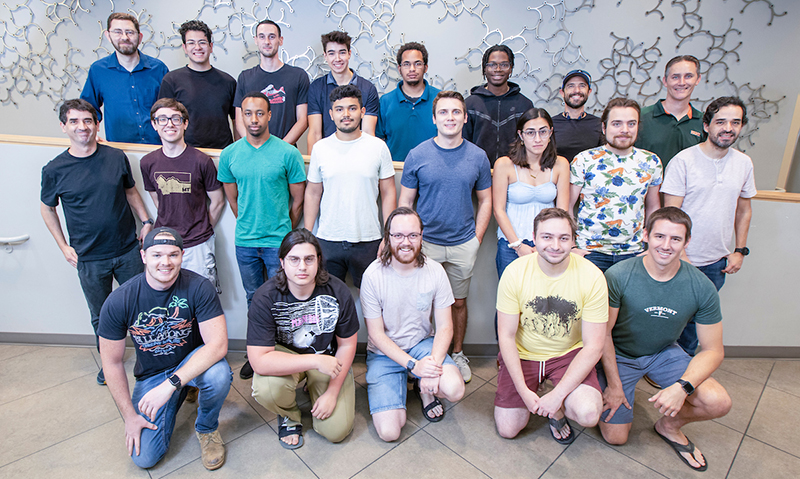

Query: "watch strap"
left=168, top=373, right=182, bottom=389
left=676, top=379, right=694, bottom=395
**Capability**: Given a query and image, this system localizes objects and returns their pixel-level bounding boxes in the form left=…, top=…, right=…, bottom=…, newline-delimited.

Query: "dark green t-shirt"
left=635, top=100, right=705, bottom=169
left=606, top=257, right=721, bottom=359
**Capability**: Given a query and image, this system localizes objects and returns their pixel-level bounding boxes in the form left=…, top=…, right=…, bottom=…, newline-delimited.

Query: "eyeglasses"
left=389, top=232, right=422, bottom=241
left=521, top=128, right=552, bottom=140
left=486, top=62, right=512, bottom=70
left=109, top=29, right=138, bottom=37
left=400, top=61, right=425, bottom=69
left=154, top=115, right=185, bottom=126
left=184, top=40, right=209, bottom=48
left=285, top=255, right=317, bottom=266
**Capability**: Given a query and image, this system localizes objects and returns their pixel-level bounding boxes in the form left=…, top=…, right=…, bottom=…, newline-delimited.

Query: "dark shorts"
left=318, top=238, right=381, bottom=288
left=494, top=348, right=601, bottom=409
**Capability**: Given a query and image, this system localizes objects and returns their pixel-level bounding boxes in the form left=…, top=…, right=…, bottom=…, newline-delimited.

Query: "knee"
left=198, top=361, right=232, bottom=396
left=701, top=382, right=732, bottom=418
left=570, top=399, right=603, bottom=428
left=495, top=421, right=523, bottom=439
left=373, top=414, right=404, bottom=442
left=317, top=422, right=353, bottom=444
left=599, top=425, right=630, bottom=446
left=130, top=445, right=165, bottom=469
left=494, top=409, right=526, bottom=439
left=452, top=299, right=466, bottom=311
left=440, top=372, right=466, bottom=402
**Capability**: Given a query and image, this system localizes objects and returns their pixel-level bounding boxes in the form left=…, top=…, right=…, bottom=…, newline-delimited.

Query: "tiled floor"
left=1, top=345, right=799, bottom=478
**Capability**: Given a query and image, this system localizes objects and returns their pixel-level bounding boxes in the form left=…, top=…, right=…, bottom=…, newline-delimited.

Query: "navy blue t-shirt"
left=98, top=269, right=224, bottom=380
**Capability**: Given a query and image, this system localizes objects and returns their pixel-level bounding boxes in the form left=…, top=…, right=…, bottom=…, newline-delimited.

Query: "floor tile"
left=0, top=344, right=42, bottom=362
left=710, top=368, right=764, bottom=433
left=718, top=358, right=775, bottom=385
left=541, top=433, right=666, bottom=479
left=766, top=360, right=800, bottom=398
left=0, top=375, right=120, bottom=466
left=352, top=429, right=489, bottom=478
left=0, top=419, right=149, bottom=478
left=0, top=346, right=98, bottom=404
left=291, top=385, right=421, bottom=479
left=468, top=356, right=498, bottom=383
left=747, top=386, right=800, bottom=457
left=425, top=381, right=568, bottom=478
left=158, top=424, right=316, bottom=479
left=727, top=436, right=800, bottom=479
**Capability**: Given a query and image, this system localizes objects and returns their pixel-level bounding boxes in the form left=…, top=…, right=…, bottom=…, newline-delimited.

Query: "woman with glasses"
left=492, top=108, right=570, bottom=277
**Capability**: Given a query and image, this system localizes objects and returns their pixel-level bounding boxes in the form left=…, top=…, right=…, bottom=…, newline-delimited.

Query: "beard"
left=565, top=93, right=588, bottom=110
left=391, top=243, right=421, bottom=264
left=709, top=132, right=738, bottom=149
left=336, top=120, right=359, bottom=134
left=607, top=134, right=636, bottom=151
left=112, top=39, right=138, bottom=55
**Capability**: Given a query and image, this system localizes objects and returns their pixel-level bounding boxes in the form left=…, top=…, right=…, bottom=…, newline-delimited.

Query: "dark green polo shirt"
left=636, top=100, right=706, bottom=169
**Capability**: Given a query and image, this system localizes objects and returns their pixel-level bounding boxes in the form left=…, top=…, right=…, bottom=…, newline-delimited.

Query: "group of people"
left=38, top=12, right=756, bottom=473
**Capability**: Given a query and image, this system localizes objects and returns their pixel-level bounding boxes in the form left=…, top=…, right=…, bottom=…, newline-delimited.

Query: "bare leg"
left=494, top=406, right=530, bottom=439
left=452, top=298, right=467, bottom=352
left=372, top=409, right=406, bottom=442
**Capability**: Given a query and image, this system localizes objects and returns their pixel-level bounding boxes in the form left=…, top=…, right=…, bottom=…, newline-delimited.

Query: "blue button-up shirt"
left=376, top=80, right=440, bottom=162
left=80, top=51, right=168, bottom=144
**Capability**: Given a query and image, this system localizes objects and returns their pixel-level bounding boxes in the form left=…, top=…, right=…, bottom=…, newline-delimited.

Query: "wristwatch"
left=676, top=379, right=695, bottom=396
left=406, top=359, right=416, bottom=373
left=734, top=247, right=750, bottom=256
left=142, top=218, right=154, bottom=226
left=168, top=373, right=182, bottom=389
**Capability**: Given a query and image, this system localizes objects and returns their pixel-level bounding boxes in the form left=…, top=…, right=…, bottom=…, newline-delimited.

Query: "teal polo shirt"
left=636, top=99, right=706, bottom=168
left=376, top=80, right=440, bottom=162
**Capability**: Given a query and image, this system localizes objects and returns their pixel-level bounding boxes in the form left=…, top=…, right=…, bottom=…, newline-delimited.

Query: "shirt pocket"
left=416, top=290, right=434, bottom=311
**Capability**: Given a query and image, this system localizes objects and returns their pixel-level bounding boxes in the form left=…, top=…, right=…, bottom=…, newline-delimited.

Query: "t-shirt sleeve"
left=476, top=152, right=492, bottom=191
left=97, top=288, right=131, bottom=341
left=217, top=150, right=235, bottom=183
left=285, top=148, right=307, bottom=184
left=307, top=78, right=323, bottom=115
left=400, top=152, right=419, bottom=189
left=192, top=276, right=225, bottom=322
left=432, top=264, right=455, bottom=309
left=604, top=264, right=626, bottom=309
left=121, top=154, right=136, bottom=189
left=297, top=70, right=310, bottom=105
left=693, top=274, right=723, bottom=325
left=306, top=149, right=322, bottom=183
left=570, top=153, right=588, bottom=187
left=246, top=288, right=277, bottom=347
left=139, top=155, right=156, bottom=192
left=333, top=281, right=360, bottom=339
left=660, top=155, right=687, bottom=197
left=496, top=262, right=522, bottom=315
left=363, top=82, right=380, bottom=117
left=650, top=154, right=664, bottom=187
left=201, top=153, right=223, bottom=192
left=741, top=161, right=757, bottom=198
left=40, top=166, right=59, bottom=207
left=359, top=264, right=383, bottom=319
left=378, top=142, right=395, bottom=179
left=233, top=71, right=247, bottom=108
left=581, top=267, right=609, bottom=324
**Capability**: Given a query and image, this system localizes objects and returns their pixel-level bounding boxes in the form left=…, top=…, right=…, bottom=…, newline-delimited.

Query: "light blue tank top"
left=498, top=165, right=558, bottom=241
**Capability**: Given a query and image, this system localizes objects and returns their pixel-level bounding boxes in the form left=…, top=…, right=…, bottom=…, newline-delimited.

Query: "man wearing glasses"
left=464, top=44, right=533, bottom=167
left=361, top=207, right=465, bottom=441
left=569, top=98, right=663, bottom=273
left=158, top=20, right=237, bottom=149
left=81, top=12, right=168, bottom=144
left=376, top=42, right=440, bottom=162
left=552, top=70, right=603, bottom=161
left=140, top=98, right=226, bottom=292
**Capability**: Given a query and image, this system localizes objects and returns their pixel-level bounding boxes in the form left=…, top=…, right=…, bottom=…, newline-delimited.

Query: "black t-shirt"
left=247, top=275, right=359, bottom=355
left=98, top=269, right=224, bottom=380
left=40, top=144, right=138, bottom=261
left=234, top=64, right=310, bottom=140
left=159, top=66, right=237, bottom=149
left=552, top=112, right=603, bottom=161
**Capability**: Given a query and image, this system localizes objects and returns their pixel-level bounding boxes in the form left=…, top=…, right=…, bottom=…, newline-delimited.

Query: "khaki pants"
left=251, top=345, right=355, bottom=443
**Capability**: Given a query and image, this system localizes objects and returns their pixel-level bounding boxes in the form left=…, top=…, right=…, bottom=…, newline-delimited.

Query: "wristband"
left=508, top=240, right=523, bottom=249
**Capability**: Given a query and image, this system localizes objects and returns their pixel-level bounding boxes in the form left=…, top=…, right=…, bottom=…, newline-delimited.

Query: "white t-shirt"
left=360, top=258, right=455, bottom=354
left=661, top=144, right=757, bottom=266
left=307, top=133, right=395, bottom=242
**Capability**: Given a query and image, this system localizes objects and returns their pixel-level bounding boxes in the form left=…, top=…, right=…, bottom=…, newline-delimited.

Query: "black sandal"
left=277, top=415, right=304, bottom=450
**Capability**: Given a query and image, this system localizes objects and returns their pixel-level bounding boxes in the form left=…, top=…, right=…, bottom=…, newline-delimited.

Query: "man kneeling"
left=598, top=207, right=731, bottom=471
left=248, top=228, right=359, bottom=449
left=495, top=207, right=608, bottom=444
left=99, top=227, right=232, bottom=470
left=361, top=207, right=465, bottom=442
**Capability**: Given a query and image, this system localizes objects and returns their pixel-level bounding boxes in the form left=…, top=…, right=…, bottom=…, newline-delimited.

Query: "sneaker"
left=196, top=430, right=226, bottom=470
left=239, top=360, right=254, bottom=380
left=185, top=386, right=199, bottom=403
left=96, top=368, right=106, bottom=386
left=452, top=351, right=471, bottom=383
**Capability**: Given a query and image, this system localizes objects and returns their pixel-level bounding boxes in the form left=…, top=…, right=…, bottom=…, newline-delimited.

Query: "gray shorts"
left=597, top=343, right=691, bottom=424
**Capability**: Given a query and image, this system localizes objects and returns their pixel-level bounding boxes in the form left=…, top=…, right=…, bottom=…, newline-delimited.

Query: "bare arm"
left=474, top=186, right=493, bottom=244
left=247, top=344, right=340, bottom=377
left=361, top=116, right=377, bottom=136
left=282, top=104, right=308, bottom=146
left=207, top=188, right=226, bottom=228
left=568, top=183, right=582, bottom=220
left=222, top=183, right=239, bottom=218
left=148, top=191, right=159, bottom=209
left=599, top=307, right=631, bottom=421
left=40, top=202, right=77, bottom=267
left=554, top=157, right=571, bottom=211
left=365, top=315, right=442, bottom=379
left=398, top=186, right=417, bottom=209
left=125, top=187, right=153, bottom=241
left=288, top=181, right=306, bottom=228
left=379, top=176, right=397, bottom=226
left=722, top=197, right=752, bottom=274
left=644, top=185, right=662, bottom=224
left=492, top=158, right=519, bottom=243
left=234, top=107, right=246, bottom=140
left=303, top=181, right=323, bottom=231
left=498, top=310, right=539, bottom=411
left=306, top=114, right=323, bottom=153
left=430, top=306, right=454, bottom=365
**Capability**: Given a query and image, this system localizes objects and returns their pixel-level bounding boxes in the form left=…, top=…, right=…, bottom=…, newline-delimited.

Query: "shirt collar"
left=326, top=69, right=357, bottom=85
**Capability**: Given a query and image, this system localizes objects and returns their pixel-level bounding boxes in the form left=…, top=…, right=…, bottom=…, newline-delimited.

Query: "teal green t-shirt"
left=217, top=136, right=306, bottom=247
left=606, top=257, right=721, bottom=359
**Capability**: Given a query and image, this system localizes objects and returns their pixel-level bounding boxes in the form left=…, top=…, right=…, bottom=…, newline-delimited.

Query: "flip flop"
left=277, top=415, right=304, bottom=450
left=654, top=425, right=708, bottom=471
left=415, top=380, right=445, bottom=422
left=548, top=416, right=575, bottom=445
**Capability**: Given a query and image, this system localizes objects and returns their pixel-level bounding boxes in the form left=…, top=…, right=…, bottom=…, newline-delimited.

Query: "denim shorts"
left=365, top=337, right=457, bottom=414
left=597, top=343, right=691, bottom=424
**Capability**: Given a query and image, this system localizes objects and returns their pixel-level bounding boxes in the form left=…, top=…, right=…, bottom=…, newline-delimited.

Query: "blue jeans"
left=130, top=346, right=232, bottom=469
left=584, top=251, right=638, bottom=273
left=678, top=257, right=727, bottom=356
left=235, top=246, right=280, bottom=306
left=77, top=245, right=143, bottom=351
left=318, top=238, right=381, bottom=288
left=496, top=238, right=535, bottom=278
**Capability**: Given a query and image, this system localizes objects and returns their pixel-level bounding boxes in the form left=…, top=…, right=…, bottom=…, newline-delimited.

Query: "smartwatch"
left=734, top=247, right=750, bottom=256
left=406, top=359, right=416, bottom=373
left=676, top=379, right=695, bottom=396
left=168, top=373, right=182, bottom=389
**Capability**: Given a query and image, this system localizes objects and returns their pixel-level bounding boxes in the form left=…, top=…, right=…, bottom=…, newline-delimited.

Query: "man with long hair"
left=361, top=207, right=465, bottom=441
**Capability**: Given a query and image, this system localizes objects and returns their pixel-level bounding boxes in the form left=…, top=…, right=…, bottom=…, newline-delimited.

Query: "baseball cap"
left=142, top=227, right=183, bottom=251
left=562, top=69, right=592, bottom=89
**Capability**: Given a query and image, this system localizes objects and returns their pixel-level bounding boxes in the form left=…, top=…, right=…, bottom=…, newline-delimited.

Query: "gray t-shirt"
left=661, top=145, right=757, bottom=266
left=360, top=258, right=455, bottom=354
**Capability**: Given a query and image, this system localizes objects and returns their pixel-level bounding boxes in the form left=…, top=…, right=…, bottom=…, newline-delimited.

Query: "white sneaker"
left=452, top=351, right=472, bottom=383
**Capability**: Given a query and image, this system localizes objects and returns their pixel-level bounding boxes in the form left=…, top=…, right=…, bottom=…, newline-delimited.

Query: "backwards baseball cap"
left=562, top=69, right=592, bottom=89
left=143, top=227, right=183, bottom=251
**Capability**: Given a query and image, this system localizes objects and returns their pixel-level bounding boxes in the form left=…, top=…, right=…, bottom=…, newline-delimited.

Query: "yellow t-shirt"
left=496, top=253, right=608, bottom=361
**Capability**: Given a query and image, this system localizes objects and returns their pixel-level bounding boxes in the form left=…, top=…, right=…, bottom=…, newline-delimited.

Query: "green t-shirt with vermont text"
left=606, top=257, right=721, bottom=359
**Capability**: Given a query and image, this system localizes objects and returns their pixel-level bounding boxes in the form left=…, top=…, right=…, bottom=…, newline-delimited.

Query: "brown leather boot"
left=196, top=430, right=226, bottom=470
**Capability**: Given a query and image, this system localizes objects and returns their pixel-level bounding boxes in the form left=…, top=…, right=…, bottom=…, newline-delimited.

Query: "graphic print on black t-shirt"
left=274, top=295, right=340, bottom=353
left=523, top=295, right=580, bottom=339
left=262, top=84, right=286, bottom=105
left=130, top=296, right=194, bottom=356
left=155, top=171, right=192, bottom=195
